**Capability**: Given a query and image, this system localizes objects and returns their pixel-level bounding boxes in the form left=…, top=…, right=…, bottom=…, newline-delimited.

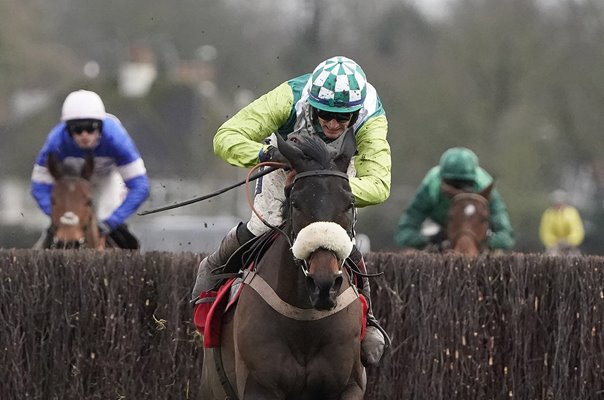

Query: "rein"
left=138, top=166, right=280, bottom=216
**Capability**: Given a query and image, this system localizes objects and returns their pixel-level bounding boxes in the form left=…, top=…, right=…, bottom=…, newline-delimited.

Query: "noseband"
left=287, top=169, right=354, bottom=275
left=50, top=179, right=95, bottom=249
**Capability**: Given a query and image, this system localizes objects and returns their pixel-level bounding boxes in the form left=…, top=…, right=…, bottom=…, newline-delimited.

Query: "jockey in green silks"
left=192, top=56, right=392, bottom=366
left=394, top=147, right=515, bottom=251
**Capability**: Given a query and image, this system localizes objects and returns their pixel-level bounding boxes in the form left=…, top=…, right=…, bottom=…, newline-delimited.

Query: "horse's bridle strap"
left=242, top=271, right=358, bottom=321
left=293, top=170, right=349, bottom=183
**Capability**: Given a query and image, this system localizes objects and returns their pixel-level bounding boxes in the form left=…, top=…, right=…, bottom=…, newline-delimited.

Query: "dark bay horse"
left=45, top=153, right=105, bottom=250
left=441, top=181, right=493, bottom=256
left=201, top=131, right=366, bottom=399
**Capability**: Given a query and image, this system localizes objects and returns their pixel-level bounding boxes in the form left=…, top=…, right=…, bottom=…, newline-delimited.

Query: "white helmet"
left=61, top=90, right=106, bottom=121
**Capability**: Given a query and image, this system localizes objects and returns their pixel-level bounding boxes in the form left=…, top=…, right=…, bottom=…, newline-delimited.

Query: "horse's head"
left=442, top=181, right=493, bottom=257
left=279, top=131, right=357, bottom=310
left=47, top=152, right=103, bottom=249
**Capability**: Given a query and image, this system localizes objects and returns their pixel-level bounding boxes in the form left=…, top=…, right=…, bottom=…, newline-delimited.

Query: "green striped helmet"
left=308, top=56, right=367, bottom=113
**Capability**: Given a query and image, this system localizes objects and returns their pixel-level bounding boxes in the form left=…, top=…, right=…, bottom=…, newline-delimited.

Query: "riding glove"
left=259, top=145, right=290, bottom=168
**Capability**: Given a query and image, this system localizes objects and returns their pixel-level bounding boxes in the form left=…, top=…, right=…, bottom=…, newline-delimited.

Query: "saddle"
left=193, top=231, right=277, bottom=348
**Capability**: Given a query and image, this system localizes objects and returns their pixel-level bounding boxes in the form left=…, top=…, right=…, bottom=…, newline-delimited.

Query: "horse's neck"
left=257, top=234, right=313, bottom=308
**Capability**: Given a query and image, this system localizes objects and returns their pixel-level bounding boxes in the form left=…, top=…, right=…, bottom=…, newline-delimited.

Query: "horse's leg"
left=239, top=380, right=285, bottom=400
left=200, top=348, right=219, bottom=399
left=339, top=364, right=366, bottom=400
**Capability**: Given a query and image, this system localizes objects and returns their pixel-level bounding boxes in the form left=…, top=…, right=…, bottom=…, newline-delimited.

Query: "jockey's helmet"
left=307, top=56, right=367, bottom=113
left=61, top=90, right=106, bottom=121
left=439, top=147, right=479, bottom=182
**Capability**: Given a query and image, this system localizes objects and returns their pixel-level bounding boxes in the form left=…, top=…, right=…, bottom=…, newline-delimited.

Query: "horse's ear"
left=47, top=152, right=62, bottom=180
left=481, top=181, right=495, bottom=199
left=441, top=180, right=462, bottom=198
left=277, top=134, right=304, bottom=171
left=81, top=152, right=94, bottom=180
left=333, top=130, right=356, bottom=173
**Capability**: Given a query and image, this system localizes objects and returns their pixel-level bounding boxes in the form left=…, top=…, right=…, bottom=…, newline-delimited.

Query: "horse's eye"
left=87, top=199, right=93, bottom=207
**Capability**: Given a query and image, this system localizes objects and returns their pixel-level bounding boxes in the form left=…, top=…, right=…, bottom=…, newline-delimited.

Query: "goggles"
left=314, top=109, right=354, bottom=123
left=67, top=120, right=102, bottom=135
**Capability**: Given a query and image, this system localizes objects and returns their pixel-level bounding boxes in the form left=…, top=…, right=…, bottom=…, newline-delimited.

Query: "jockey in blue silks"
left=31, top=89, right=149, bottom=249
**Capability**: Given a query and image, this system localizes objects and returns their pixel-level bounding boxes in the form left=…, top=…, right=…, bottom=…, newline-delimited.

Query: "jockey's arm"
left=103, top=121, right=150, bottom=229
left=487, top=190, right=515, bottom=249
left=350, top=115, right=391, bottom=208
left=104, top=174, right=149, bottom=229
left=213, top=82, right=293, bottom=168
left=30, top=125, right=64, bottom=216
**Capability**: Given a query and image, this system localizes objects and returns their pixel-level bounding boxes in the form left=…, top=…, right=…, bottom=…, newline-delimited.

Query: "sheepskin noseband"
left=291, top=221, right=353, bottom=261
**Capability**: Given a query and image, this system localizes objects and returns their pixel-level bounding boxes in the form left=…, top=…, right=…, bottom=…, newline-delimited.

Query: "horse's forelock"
left=294, top=136, right=335, bottom=171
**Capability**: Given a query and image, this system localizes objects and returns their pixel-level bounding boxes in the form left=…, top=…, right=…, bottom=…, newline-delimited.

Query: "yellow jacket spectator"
left=539, top=190, right=585, bottom=254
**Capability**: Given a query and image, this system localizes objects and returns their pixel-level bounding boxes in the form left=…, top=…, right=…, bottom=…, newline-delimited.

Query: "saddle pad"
left=359, top=294, right=368, bottom=340
left=193, top=277, right=237, bottom=348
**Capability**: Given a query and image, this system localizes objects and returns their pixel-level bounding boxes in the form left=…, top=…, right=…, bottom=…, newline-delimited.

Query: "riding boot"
left=191, top=223, right=254, bottom=302
left=349, top=246, right=392, bottom=367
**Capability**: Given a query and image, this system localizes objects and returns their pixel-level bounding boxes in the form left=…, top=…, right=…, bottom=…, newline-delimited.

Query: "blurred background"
left=1, top=0, right=603, bottom=254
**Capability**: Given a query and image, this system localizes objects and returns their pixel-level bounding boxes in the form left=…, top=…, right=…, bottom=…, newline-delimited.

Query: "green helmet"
left=439, top=147, right=479, bottom=181
left=307, top=56, right=367, bottom=113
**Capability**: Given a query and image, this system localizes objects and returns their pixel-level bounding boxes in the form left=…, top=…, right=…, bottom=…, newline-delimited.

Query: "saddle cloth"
left=193, top=276, right=244, bottom=348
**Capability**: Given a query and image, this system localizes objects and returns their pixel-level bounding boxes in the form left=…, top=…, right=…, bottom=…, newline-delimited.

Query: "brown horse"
left=45, top=153, right=105, bottom=250
left=201, top=131, right=366, bottom=399
left=441, top=181, right=493, bottom=256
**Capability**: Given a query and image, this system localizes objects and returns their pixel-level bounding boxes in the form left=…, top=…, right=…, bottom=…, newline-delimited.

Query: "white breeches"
left=246, top=167, right=287, bottom=237
left=91, top=170, right=127, bottom=221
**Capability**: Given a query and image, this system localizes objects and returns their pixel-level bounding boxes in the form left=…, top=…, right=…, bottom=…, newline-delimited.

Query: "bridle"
left=245, top=163, right=356, bottom=276
left=49, top=177, right=96, bottom=249
left=286, top=169, right=355, bottom=276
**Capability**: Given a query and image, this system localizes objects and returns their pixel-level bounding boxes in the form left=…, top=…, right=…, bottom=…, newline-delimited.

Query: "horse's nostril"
left=331, top=275, right=343, bottom=296
left=306, top=276, right=318, bottom=295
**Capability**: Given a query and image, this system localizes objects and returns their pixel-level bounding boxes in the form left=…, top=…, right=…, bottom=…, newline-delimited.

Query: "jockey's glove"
left=98, top=221, right=112, bottom=236
left=427, top=229, right=447, bottom=245
left=259, top=145, right=290, bottom=169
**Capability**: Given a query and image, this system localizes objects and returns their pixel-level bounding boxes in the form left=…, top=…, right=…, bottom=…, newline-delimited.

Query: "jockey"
left=191, top=56, right=392, bottom=366
left=539, top=190, right=585, bottom=254
left=31, top=89, right=150, bottom=249
left=393, top=147, right=515, bottom=251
